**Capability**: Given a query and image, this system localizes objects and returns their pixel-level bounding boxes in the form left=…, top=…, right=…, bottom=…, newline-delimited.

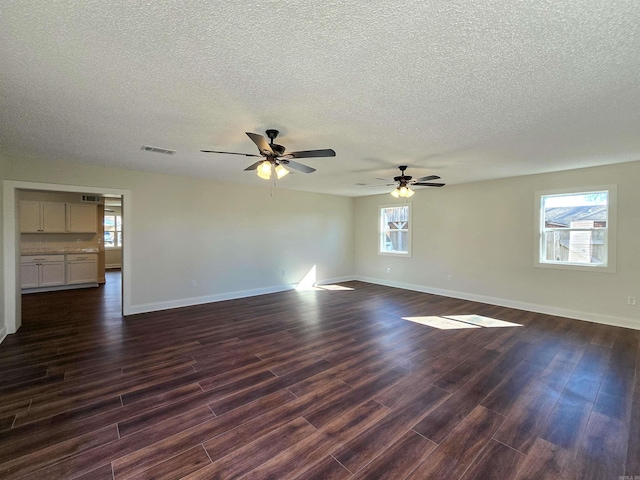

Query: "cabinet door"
left=67, top=261, right=98, bottom=284
left=40, top=262, right=66, bottom=287
left=41, top=203, right=67, bottom=232
left=20, top=263, right=40, bottom=288
left=67, top=204, right=97, bottom=233
left=19, top=201, right=42, bottom=233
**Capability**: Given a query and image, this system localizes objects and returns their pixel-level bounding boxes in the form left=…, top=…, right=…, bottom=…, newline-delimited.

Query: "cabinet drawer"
left=21, top=255, right=65, bottom=264
left=66, top=253, right=97, bottom=262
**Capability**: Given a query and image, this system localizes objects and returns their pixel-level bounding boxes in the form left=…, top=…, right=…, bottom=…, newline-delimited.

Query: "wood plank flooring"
left=1, top=271, right=639, bottom=479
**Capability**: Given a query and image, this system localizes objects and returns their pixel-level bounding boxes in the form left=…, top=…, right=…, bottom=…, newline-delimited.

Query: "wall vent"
left=81, top=194, right=101, bottom=203
left=141, top=145, right=176, bottom=155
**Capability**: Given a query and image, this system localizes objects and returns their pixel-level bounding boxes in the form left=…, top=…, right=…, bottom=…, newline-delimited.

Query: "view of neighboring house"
left=543, top=205, right=607, bottom=264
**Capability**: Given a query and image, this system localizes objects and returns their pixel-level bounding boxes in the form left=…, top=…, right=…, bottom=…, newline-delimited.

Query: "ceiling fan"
left=382, top=165, right=445, bottom=197
left=201, top=129, right=336, bottom=180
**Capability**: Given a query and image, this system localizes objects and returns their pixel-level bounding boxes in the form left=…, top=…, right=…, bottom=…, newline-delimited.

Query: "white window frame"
left=104, top=213, right=123, bottom=249
left=534, top=185, right=616, bottom=273
left=379, top=204, right=412, bottom=256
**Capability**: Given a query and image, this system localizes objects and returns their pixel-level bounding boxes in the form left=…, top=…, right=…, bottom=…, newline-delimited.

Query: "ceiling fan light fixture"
left=257, top=160, right=272, bottom=180
left=391, top=185, right=415, bottom=198
left=275, top=163, right=289, bottom=179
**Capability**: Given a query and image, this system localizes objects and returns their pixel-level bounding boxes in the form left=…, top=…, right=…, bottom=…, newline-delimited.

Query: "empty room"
left=1, top=1, right=639, bottom=479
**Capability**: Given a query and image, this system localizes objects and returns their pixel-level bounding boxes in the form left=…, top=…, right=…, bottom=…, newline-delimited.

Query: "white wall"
left=1, top=154, right=355, bottom=335
left=0, top=156, right=5, bottom=343
left=354, top=161, right=640, bottom=329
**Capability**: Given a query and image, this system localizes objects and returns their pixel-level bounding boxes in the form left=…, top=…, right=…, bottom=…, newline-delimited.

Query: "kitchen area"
left=18, top=190, right=119, bottom=293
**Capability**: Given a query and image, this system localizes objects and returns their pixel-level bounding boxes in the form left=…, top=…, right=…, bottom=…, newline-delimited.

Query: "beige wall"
left=105, top=248, right=122, bottom=268
left=2, top=154, right=355, bottom=334
left=354, top=160, right=640, bottom=329
left=3, top=152, right=640, bottom=340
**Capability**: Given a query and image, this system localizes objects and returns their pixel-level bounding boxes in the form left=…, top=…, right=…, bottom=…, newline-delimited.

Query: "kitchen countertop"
left=21, top=249, right=99, bottom=255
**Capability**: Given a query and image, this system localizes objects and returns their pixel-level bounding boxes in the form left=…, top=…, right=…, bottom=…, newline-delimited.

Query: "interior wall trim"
left=0, top=326, right=6, bottom=345
left=128, top=275, right=358, bottom=316
left=128, top=284, right=296, bottom=316
left=354, top=275, right=640, bottom=331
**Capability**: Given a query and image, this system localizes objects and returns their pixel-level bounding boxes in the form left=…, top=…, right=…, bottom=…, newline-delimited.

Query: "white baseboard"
left=316, top=275, right=356, bottom=285
left=128, top=284, right=297, bottom=316
left=126, top=274, right=639, bottom=331
left=128, top=276, right=358, bottom=316
left=354, top=275, right=640, bottom=331
left=0, top=325, right=7, bottom=344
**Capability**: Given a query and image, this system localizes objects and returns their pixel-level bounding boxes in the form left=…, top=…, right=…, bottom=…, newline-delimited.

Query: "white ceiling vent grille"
left=141, top=145, right=176, bottom=155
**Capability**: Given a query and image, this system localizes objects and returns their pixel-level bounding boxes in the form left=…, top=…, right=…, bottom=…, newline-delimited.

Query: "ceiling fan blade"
left=284, top=149, right=336, bottom=159
left=415, top=175, right=441, bottom=182
left=413, top=182, right=446, bottom=187
left=244, top=161, right=264, bottom=171
left=200, top=149, right=262, bottom=157
left=282, top=159, right=316, bottom=174
left=246, top=132, right=274, bottom=155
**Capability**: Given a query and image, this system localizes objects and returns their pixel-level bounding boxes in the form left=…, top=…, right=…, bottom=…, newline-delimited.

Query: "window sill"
left=534, top=261, right=616, bottom=273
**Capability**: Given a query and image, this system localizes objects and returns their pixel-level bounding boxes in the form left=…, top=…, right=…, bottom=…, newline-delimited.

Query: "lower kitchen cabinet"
left=21, top=253, right=98, bottom=291
left=66, top=254, right=98, bottom=284
left=20, top=255, right=66, bottom=288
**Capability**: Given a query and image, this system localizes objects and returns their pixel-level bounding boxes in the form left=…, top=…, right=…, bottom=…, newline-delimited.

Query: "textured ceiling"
left=1, top=1, right=640, bottom=196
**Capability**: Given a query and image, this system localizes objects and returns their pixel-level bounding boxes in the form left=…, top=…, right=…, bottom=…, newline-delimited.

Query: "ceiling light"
left=256, top=160, right=272, bottom=180
left=391, top=185, right=415, bottom=198
left=275, top=163, right=289, bottom=179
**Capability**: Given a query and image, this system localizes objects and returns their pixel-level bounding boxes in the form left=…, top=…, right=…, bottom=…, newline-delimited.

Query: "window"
left=380, top=205, right=411, bottom=255
left=104, top=213, right=122, bottom=248
left=535, top=186, right=616, bottom=271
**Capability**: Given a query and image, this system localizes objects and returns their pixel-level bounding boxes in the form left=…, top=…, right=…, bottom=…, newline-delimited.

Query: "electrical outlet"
left=190, top=280, right=197, bottom=287
left=447, top=274, right=453, bottom=281
left=386, top=267, right=391, bottom=274
left=281, top=270, right=286, bottom=277
left=628, top=296, right=636, bottom=305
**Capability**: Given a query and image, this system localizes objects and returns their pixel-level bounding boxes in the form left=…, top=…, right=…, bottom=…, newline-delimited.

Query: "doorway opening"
left=3, top=180, right=132, bottom=337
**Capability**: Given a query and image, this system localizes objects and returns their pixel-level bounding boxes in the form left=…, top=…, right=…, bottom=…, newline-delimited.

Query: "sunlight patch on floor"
left=402, top=316, right=481, bottom=330
left=443, top=315, right=522, bottom=328
left=315, top=284, right=354, bottom=291
left=402, top=314, right=522, bottom=330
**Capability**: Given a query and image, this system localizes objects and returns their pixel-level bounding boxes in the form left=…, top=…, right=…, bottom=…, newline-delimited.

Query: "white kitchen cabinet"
left=19, top=201, right=66, bottom=233
left=66, top=254, right=98, bottom=284
left=66, top=203, right=97, bottom=233
left=21, top=255, right=66, bottom=288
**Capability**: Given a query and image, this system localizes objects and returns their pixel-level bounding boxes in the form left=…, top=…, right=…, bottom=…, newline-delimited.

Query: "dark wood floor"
left=1, top=272, right=638, bottom=479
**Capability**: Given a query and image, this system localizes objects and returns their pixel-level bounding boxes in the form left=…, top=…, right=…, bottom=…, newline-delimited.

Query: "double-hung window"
left=379, top=205, right=411, bottom=256
left=535, top=186, right=616, bottom=272
left=104, top=213, right=123, bottom=248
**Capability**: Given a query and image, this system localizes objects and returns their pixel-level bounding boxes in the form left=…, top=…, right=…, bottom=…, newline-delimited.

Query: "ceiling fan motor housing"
left=271, top=144, right=286, bottom=156
left=265, top=129, right=279, bottom=141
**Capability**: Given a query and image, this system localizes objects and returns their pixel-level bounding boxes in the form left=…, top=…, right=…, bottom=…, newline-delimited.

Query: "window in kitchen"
left=104, top=213, right=122, bottom=248
left=380, top=204, right=411, bottom=256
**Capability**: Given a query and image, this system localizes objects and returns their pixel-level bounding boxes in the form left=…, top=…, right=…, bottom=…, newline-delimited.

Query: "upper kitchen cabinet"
left=19, top=201, right=97, bottom=233
left=66, top=203, right=98, bottom=233
left=19, top=201, right=67, bottom=233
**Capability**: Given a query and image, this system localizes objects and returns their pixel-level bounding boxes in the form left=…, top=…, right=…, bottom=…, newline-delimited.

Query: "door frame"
left=3, top=180, right=132, bottom=335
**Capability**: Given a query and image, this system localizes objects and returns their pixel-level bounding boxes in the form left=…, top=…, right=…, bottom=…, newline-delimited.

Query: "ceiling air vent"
left=141, top=145, right=176, bottom=155
left=81, top=194, right=101, bottom=203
